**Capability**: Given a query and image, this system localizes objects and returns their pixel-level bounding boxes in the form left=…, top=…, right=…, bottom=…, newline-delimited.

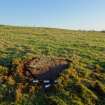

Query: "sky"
left=0, top=0, right=105, bottom=30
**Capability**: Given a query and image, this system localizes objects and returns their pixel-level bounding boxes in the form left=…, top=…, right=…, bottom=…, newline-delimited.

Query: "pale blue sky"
left=0, top=0, right=105, bottom=30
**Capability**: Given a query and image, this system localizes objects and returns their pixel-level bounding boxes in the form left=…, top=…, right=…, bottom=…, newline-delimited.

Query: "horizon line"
left=0, top=24, right=105, bottom=31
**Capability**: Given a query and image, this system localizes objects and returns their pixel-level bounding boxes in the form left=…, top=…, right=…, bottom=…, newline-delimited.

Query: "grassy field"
left=0, top=25, right=105, bottom=105
left=0, top=25, right=105, bottom=65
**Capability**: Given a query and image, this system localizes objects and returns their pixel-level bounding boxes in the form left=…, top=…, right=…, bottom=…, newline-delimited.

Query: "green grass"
left=0, top=25, right=105, bottom=105
left=0, top=25, right=105, bottom=64
left=0, top=25, right=105, bottom=66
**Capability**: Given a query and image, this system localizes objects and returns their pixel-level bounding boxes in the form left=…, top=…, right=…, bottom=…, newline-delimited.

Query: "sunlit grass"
left=0, top=25, right=105, bottom=105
